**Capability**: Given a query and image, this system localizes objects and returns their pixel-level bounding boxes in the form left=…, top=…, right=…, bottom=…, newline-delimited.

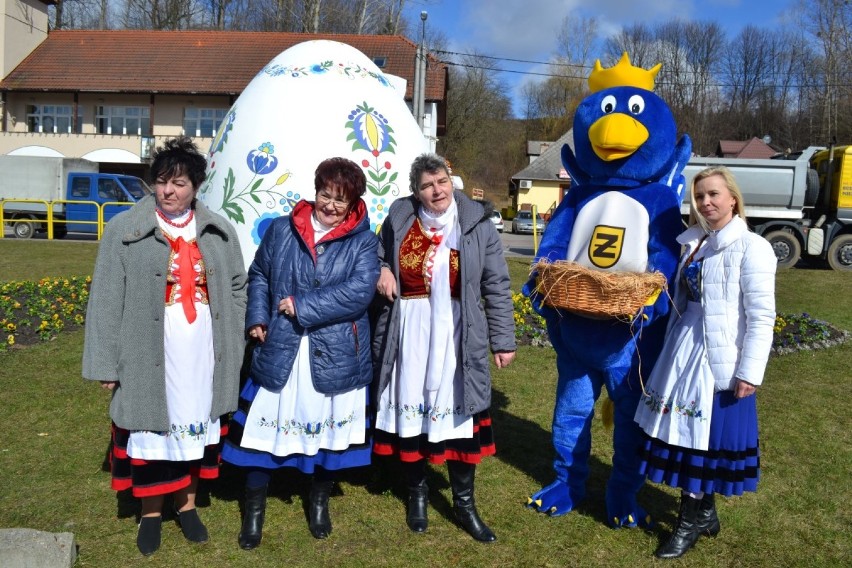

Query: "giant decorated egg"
left=198, top=39, right=428, bottom=268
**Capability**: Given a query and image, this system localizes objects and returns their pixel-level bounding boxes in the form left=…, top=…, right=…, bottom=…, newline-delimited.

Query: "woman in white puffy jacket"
left=634, top=166, right=776, bottom=560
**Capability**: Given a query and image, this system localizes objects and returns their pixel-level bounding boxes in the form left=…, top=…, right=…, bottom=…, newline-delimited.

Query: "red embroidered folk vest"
left=398, top=219, right=460, bottom=298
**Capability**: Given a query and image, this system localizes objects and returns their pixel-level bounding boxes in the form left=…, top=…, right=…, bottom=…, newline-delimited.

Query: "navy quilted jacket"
left=247, top=199, right=380, bottom=394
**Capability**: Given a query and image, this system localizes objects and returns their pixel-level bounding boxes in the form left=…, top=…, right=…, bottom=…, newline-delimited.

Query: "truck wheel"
left=827, top=234, right=852, bottom=271
left=764, top=230, right=801, bottom=269
left=13, top=218, right=36, bottom=239
left=804, top=168, right=820, bottom=207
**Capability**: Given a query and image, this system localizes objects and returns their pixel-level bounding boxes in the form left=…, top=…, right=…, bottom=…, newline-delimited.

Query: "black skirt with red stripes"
left=109, top=420, right=227, bottom=498
left=373, top=410, right=495, bottom=464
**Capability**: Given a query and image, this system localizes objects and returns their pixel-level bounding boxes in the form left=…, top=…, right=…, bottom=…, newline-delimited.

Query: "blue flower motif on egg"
left=247, top=142, right=278, bottom=175
left=252, top=212, right=281, bottom=245
left=347, top=102, right=394, bottom=155
left=310, top=61, right=331, bottom=74
left=370, top=197, right=386, bottom=219
left=262, top=60, right=390, bottom=87
left=346, top=102, right=400, bottom=199
left=279, top=190, right=301, bottom=214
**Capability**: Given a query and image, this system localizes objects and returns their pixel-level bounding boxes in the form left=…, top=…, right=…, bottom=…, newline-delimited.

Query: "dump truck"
left=682, top=144, right=852, bottom=271
left=0, top=155, right=150, bottom=238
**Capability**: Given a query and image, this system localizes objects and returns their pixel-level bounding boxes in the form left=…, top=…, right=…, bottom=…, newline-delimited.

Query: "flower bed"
left=0, top=278, right=848, bottom=357
left=1, top=277, right=90, bottom=351
left=512, top=294, right=849, bottom=355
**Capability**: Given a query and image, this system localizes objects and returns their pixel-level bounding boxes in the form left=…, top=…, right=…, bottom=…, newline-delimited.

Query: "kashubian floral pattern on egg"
left=199, top=40, right=428, bottom=269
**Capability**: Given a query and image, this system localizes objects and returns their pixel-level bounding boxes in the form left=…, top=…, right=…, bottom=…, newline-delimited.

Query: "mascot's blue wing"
left=560, top=143, right=590, bottom=186
left=659, top=134, right=692, bottom=202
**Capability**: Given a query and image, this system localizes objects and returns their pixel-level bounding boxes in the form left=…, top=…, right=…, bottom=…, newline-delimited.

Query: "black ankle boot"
left=407, top=480, right=429, bottom=533
left=696, top=493, right=720, bottom=537
left=447, top=461, right=496, bottom=543
left=308, top=479, right=333, bottom=539
left=656, top=495, right=702, bottom=559
left=239, top=484, right=268, bottom=550
left=136, top=515, right=162, bottom=556
left=175, top=508, right=208, bottom=544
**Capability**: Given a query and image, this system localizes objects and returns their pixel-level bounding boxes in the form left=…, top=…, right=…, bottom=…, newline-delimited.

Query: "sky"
left=402, top=0, right=799, bottom=117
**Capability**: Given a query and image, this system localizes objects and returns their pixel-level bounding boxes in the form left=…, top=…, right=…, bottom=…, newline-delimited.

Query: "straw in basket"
left=533, top=259, right=667, bottom=319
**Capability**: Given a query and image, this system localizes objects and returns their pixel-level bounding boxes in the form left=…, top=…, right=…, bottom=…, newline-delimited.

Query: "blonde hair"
left=688, top=166, right=747, bottom=231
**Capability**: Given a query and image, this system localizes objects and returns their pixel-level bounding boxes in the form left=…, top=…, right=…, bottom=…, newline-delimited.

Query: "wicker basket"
left=533, top=259, right=667, bottom=319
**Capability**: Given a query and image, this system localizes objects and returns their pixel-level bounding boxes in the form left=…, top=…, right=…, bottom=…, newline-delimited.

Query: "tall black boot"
left=447, top=461, right=496, bottom=543
left=696, top=493, right=720, bottom=537
left=308, top=478, right=333, bottom=539
left=404, top=460, right=429, bottom=533
left=656, top=494, right=702, bottom=559
left=238, top=484, right=268, bottom=550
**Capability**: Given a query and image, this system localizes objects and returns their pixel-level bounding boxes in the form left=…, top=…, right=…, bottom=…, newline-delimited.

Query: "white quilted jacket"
left=671, top=216, right=776, bottom=391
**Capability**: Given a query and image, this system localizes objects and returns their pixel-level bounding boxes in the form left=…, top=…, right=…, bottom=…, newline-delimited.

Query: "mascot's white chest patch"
left=566, top=192, right=650, bottom=271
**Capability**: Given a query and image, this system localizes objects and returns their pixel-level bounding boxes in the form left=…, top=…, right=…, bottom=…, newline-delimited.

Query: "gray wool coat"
left=82, top=195, right=248, bottom=431
left=371, top=191, right=516, bottom=416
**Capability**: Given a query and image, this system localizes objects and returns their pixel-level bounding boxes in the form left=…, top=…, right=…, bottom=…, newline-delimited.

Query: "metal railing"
left=0, top=198, right=133, bottom=240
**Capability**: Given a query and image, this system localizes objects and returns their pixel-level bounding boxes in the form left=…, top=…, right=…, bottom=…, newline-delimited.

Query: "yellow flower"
left=7, top=334, right=14, bottom=345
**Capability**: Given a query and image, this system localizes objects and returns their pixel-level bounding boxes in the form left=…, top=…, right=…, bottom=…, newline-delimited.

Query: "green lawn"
left=0, top=243, right=849, bottom=567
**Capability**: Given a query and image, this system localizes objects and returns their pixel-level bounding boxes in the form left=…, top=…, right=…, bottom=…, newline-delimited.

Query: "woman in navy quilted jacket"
left=222, top=157, right=380, bottom=549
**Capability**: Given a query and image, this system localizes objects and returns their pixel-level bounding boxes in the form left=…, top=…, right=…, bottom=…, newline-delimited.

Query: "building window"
left=26, top=105, right=79, bottom=133
left=183, top=108, right=227, bottom=138
left=372, top=57, right=387, bottom=68
left=96, top=106, right=151, bottom=135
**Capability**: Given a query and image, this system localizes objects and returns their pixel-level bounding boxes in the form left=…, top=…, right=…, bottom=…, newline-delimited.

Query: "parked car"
left=511, top=210, right=545, bottom=234
left=489, top=210, right=504, bottom=233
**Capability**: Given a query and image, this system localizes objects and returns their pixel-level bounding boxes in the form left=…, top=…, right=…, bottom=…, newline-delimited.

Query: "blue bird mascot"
left=523, top=53, right=691, bottom=527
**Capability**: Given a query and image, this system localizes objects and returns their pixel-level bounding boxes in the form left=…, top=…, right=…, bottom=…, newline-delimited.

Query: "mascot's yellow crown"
left=588, top=52, right=661, bottom=93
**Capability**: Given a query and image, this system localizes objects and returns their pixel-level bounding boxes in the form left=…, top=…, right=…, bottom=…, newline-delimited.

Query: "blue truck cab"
left=63, top=173, right=151, bottom=234
left=0, top=154, right=151, bottom=239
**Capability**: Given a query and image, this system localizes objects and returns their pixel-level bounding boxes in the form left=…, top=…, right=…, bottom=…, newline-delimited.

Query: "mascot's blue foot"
left=605, top=494, right=653, bottom=529
left=526, top=480, right=581, bottom=517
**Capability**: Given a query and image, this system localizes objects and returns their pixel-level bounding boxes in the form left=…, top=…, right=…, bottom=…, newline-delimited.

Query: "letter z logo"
left=588, top=225, right=625, bottom=269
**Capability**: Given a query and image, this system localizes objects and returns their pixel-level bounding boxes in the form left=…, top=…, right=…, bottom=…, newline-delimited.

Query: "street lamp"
left=414, top=10, right=427, bottom=131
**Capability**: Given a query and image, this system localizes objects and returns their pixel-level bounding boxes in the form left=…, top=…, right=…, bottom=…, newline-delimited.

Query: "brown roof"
left=735, top=137, right=778, bottom=159
left=0, top=30, right=446, bottom=100
left=717, top=140, right=747, bottom=157
left=716, top=137, right=777, bottom=159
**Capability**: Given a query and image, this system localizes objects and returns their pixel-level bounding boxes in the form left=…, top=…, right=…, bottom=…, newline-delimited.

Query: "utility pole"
left=415, top=10, right=427, bottom=132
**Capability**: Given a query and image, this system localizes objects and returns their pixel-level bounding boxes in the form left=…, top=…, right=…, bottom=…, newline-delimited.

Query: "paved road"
left=500, top=230, right=540, bottom=257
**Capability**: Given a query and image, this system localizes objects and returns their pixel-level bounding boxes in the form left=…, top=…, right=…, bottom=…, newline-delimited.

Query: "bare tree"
left=50, top=0, right=111, bottom=29
left=520, top=13, right=600, bottom=140
left=438, top=53, right=519, bottom=198
left=555, top=13, right=599, bottom=65
left=798, top=0, right=852, bottom=143
left=122, top=0, right=201, bottom=30
left=604, top=22, right=655, bottom=69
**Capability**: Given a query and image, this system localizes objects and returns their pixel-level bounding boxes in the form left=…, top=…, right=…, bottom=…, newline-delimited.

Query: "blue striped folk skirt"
left=638, top=390, right=760, bottom=496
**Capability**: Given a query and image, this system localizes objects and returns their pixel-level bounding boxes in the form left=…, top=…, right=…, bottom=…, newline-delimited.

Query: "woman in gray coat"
left=371, top=153, right=516, bottom=542
left=83, top=138, right=247, bottom=556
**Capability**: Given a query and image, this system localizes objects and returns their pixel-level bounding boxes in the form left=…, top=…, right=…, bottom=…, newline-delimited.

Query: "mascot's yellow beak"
left=589, top=114, right=649, bottom=161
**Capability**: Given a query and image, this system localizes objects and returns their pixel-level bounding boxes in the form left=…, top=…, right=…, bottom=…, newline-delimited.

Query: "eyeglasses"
left=316, top=192, right=350, bottom=211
